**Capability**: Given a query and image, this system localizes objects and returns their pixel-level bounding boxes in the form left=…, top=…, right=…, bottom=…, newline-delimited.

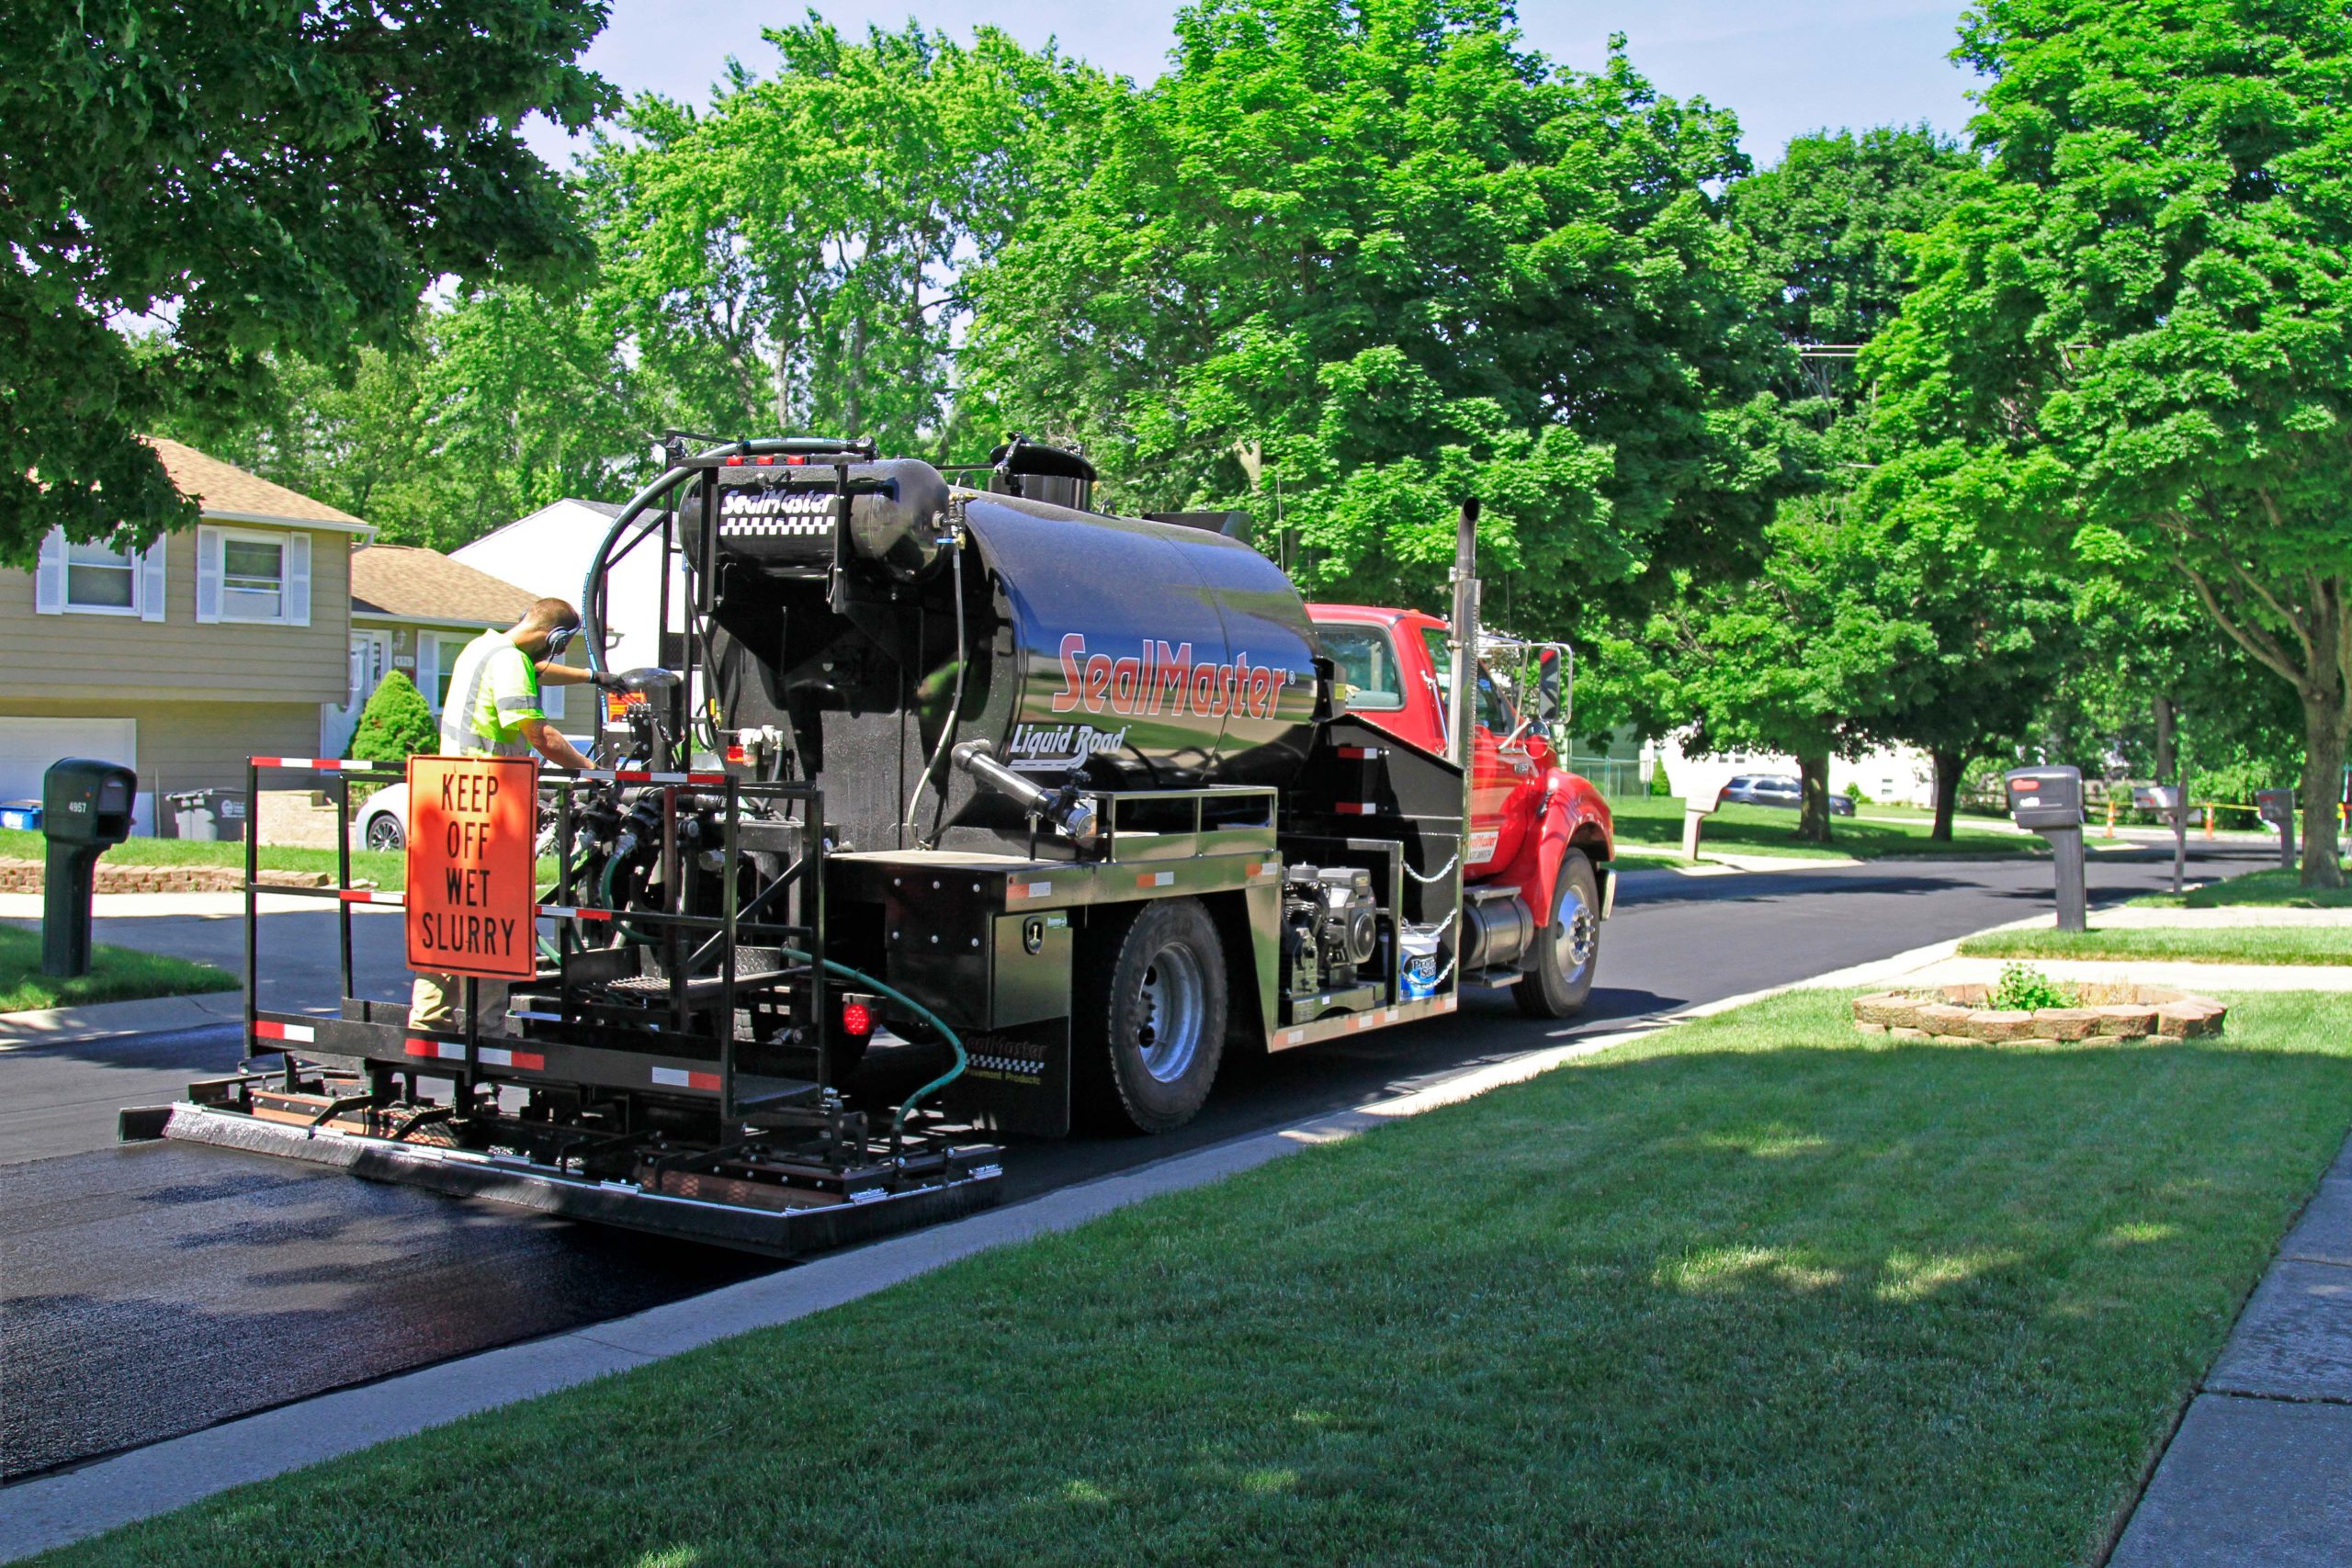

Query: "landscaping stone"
left=1850, top=993, right=1921, bottom=1028
left=2032, top=1007, right=2101, bottom=1041
left=0, top=856, right=327, bottom=894
left=1968, top=1009, right=2040, bottom=1042
left=2159, top=1001, right=2227, bottom=1038
left=1852, top=981, right=2225, bottom=1044
left=1917, top=1002, right=1976, bottom=1034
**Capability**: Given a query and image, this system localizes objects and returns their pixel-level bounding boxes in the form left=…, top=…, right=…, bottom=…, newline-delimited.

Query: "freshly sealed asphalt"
left=0, top=842, right=2273, bottom=1483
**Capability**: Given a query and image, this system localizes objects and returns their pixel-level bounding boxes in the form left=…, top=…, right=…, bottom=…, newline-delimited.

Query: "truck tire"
left=1514, top=850, right=1600, bottom=1019
left=1076, top=897, right=1228, bottom=1133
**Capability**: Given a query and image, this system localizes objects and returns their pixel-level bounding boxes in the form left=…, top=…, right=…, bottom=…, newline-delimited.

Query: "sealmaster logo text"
left=1049, top=635, right=1289, bottom=720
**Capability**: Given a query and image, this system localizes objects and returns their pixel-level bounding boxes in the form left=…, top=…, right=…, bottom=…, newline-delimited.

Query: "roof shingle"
left=146, top=437, right=368, bottom=527
left=350, top=545, right=537, bottom=627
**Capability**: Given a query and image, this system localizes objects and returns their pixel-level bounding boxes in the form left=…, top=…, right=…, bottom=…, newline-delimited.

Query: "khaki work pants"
left=409, top=973, right=513, bottom=1035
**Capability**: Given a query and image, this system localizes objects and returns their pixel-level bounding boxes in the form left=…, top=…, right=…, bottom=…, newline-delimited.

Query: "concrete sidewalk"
left=2111, top=1135, right=2352, bottom=1566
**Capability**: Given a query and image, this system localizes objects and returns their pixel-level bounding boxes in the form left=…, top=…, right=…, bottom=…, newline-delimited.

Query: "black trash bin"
left=168, top=788, right=248, bottom=843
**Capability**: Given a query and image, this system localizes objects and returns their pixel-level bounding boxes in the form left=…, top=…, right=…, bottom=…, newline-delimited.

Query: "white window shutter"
left=196, top=526, right=223, bottom=623
left=139, top=536, right=167, bottom=622
left=34, top=528, right=64, bottom=615
left=285, top=533, right=311, bottom=626
left=418, top=635, right=440, bottom=713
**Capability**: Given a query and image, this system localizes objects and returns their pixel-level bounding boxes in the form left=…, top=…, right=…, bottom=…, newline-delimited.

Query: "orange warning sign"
left=405, top=755, right=539, bottom=980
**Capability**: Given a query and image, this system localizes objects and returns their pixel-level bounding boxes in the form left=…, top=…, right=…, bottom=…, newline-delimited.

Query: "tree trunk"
left=1930, top=749, right=1964, bottom=841
left=1798, top=752, right=1833, bottom=843
left=2154, top=694, right=2176, bottom=783
left=2300, top=690, right=2347, bottom=888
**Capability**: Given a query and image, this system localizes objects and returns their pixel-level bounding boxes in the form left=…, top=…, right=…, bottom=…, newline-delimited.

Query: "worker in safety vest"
left=410, top=597, right=617, bottom=1033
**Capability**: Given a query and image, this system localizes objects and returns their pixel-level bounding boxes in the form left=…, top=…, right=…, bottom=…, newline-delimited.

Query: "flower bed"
left=1851, top=982, right=2226, bottom=1046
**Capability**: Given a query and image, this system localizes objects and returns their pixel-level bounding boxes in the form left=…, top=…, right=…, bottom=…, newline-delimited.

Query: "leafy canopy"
left=1866, top=0, right=2352, bottom=881
left=2, top=0, right=615, bottom=564
left=964, top=0, right=1801, bottom=626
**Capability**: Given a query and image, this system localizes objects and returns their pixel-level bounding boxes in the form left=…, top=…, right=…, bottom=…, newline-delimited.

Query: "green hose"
left=595, top=853, right=656, bottom=945
left=775, top=945, right=967, bottom=1134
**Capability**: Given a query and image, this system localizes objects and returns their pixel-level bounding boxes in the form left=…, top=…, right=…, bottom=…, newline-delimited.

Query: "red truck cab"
left=1307, top=604, right=1615, bottom=1013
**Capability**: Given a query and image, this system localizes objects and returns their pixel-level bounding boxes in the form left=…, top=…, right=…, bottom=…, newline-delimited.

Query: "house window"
left=435, top=636, right=469, bottom=711
left=64, top=539, right=139, bottom=614
left=36, top=527, right=164, bottom=619
left=221, top=536, right=284, bottom=620
left=196, top=525, right=309, bottom=626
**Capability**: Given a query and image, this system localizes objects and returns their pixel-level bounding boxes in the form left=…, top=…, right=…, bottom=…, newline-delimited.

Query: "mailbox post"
left=2256, top=788, right=2298, bottom=872
left=41, top=758, right=139, bottom=977
left=2133, top=784, right=2188, bottom=896
left=2007, top=765, right=2088, bottom=931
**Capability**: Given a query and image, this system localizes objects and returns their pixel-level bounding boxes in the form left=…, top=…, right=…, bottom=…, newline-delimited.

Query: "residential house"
left=454, top=498, right=686, bottom=677
left=0, top=439, right=368, bottom=831
left=336, top=545, right=571, bottom=755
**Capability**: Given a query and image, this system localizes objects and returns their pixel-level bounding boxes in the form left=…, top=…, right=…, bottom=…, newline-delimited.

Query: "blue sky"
left=526, top=1, right=1982, bottom=167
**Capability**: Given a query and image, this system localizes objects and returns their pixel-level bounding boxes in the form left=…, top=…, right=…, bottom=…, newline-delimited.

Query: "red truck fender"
left=1523, top=768, right=1614, bottom=927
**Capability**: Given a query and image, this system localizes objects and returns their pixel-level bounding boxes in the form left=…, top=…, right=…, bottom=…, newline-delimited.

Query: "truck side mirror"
left=1535, top=648, right=1564, bottom=730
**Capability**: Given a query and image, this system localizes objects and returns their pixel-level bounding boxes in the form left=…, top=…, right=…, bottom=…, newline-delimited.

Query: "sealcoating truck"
left=141, top=434, right=1613, bottom=1254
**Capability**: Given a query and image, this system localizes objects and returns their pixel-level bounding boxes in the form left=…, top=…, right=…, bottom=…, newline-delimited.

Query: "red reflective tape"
left=403, top=1037, right=442, bottom=1059
left=613, top=770, right=653, bottom=783
left=691, top=1069, right=720, bottom=1091
left=1337, top=746, right=1384, bottom=760
left=477, top=1045, right=547, bottom=1071
left=1136, top=870, right=1175, bottom=888
left=254, top=1019, right=316, bottom=1043
left=1335, top=803, right=1373, bottom=816
left=685, top=772, right=730, bottom=785
left=574, top=907, right=613, bottom=921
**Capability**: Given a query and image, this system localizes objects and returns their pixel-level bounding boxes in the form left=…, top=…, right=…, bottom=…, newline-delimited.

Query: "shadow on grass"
left=62, top=993, right=2352, bottom=1568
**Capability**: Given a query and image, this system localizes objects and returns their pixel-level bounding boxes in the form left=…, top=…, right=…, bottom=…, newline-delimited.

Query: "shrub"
left=1992, top=963, right=2077, bottom=1012
left=1844, top=782, right=1870, bottom=806
left=1647, top=762, right=1673, bottom=796
left=345, top=670, right=438, bottom=765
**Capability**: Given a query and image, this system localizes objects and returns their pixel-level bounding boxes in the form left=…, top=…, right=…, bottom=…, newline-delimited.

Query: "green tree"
left=1868, top=0, right=2352, bottom=886
left=584, top=19, right=1104, bottom=457
left=1589, top=126, right=2048, bottom=844
left=5, top=0, right=616, bottom=565
left=964, top=3, right=1800, bottom=626
left=345, top=671, right=439, bottom=765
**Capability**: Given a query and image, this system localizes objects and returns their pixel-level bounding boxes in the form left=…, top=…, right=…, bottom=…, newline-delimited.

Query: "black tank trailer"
left=669, top=435, right=1473, bottom=1138
left=140, top=434, right=1482, bottom=1257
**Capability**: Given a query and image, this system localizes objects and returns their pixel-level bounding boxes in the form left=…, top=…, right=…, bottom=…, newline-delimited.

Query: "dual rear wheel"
left=1076, top=854, right=1600, bottom=1133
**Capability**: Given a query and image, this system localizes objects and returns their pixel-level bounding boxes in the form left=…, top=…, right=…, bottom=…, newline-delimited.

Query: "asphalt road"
left=0, top=843, right=2275, bottom=1483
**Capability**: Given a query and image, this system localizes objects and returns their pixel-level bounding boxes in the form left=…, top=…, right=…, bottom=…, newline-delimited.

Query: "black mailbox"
left=2257, top=788, right=2295, bottom=826
left=41, top=758, right=138, bottom=977
left=2006, top=766, right=2084, bottom=830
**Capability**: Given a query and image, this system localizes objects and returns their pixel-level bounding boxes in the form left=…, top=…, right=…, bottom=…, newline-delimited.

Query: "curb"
left=0, top=942, right=1959, bottom=1562
left=0, top=990, right=244, bottom=1048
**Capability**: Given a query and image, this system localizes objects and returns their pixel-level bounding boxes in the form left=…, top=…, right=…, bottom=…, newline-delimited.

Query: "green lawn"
left=0, top=828, right=408, bottom=890
left=2132, top=865, right=2352, bottom=910
left=1960, top=925, right=2352, bottom=966
left=1610, top=794, right=2041, bottom=866
left=53, top=988, right=2352, bottom=1566
left=0, top=923, right=236, bottom=1012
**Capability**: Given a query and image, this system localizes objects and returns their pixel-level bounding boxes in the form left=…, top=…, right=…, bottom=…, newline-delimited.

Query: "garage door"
left=0, top=718, right=137, bottom=808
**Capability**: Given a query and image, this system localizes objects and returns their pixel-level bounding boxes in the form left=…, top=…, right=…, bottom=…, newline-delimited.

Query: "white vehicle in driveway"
left=354, top=732, right=596, bottom=852
left=356, top=784, right=411, bottom=852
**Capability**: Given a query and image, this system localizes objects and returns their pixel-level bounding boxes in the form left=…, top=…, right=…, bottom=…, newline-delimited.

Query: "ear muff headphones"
left=544, top=622, right=579, bottom=658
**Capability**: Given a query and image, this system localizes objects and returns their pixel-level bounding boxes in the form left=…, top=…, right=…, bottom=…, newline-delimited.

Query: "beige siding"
left=0, top=696, right=322, bottom=793
left=0, top=525, right=352, bottom=702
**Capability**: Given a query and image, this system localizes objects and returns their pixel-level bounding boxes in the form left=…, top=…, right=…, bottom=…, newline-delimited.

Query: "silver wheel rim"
left=1557, top=881, right=1597, bottom=978
left=1135, top=942, right=1207, bottom=1084
left=367, top=819, right=401, bottom=851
